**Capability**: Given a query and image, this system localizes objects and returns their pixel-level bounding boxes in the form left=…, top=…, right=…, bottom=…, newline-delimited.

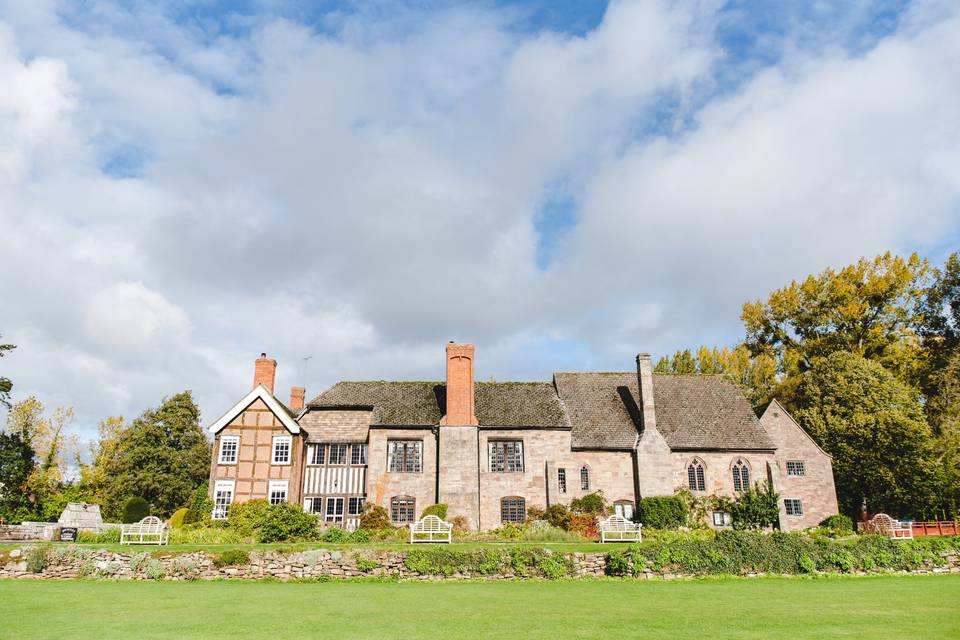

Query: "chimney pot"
left=253, top=353, right=278, bottom=394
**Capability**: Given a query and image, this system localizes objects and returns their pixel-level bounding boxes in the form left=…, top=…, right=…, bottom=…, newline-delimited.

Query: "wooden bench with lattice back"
left=599, top=514, right=642, bottom=543
left=409, top=514, right=453, bottom=544
left=866, top=513, right=913, bottom=540
left=120, top=516, right=169, bottom=545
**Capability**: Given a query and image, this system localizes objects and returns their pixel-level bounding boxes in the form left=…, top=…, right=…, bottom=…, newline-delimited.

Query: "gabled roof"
left=758, top=398, right=832, bottom=458
left=307, top=372, right=776, bottom=451
left=307, top=381, right=569, bottom=428
left=208, top=384, right=301, bottom=435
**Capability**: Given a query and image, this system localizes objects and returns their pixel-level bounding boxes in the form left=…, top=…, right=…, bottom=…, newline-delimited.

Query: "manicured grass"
left=1, top=575, right=958, bottom=639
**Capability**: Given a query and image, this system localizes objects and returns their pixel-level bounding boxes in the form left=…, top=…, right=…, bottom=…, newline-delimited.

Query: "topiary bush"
left=121, top=497, right=150, bottom=523
left=169, top=508, right=189, bottom=529
left=258, top=503, right=319, bottom=543
left=638, top=496, right=686, bottom=529
left=358, top=504, right=391, bottom=530
left=420, top=504, right=448, bottom=520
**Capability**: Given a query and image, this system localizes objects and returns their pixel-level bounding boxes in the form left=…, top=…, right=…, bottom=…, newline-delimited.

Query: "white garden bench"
left=409, top=515, right=453, bottom=544
left=599, top=514, right=642, bottom=543
left=120, top=516, right=169, bottom=545
left=867, top=513, right=913, bottom=540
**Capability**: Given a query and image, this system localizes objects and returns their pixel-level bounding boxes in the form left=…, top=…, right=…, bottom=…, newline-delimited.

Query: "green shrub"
left=76, top=528, right=121, bottom=544
left=638, top=496, right=686, bottom=529
left=493, top=522, right=523, bottom=540
left=349, top=528, right=370, bottom=543
left=320, top=526, right=349, bottom=543
left=513, top=523, right=585, bottom=543
left=358, top=504, right=391, bottom=530
left=819, top=514, right=854, bottom=535
left=228, top=499, right=270, bottom=537
left=26, top=545, right=50, bottom=573
left=544, top=504, right=572, bottom=530
left=525, top=505, right=546, bottom=521
left=168, top=526, right=244, bottom=545
left=798, top=554, right=817, bottom=573
left=184, top=482, right=212, bottom=524
left=605, top=550, right=630, bottom=576
left=169, top=508, right=189, bottom=529
left=729, top=482, right=780, bottom=530
left=570, top=492, right=608, bottom=515
left=121, top=497, right=150, bottom=523
left=420, top=504, right=448, bottom=520
left=213, top=549, right=250, bottom=568
left=355, top=557, right=380, bottom=572
left=258, top=503, right=319, bottom=543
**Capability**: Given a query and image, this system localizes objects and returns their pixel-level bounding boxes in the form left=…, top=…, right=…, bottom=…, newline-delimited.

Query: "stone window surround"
left=390, top=495, right=416, bottom=523
left=786, top=460, right=806, bottom=476
left=785, top=498, right=803, bottom=516
left=687, top=458, right=706, bottom=492
left=488, top=440, right=524, bottom=473
left=388, top=439, right=423, bottom=473
left=731, top=458, right=751, bottom=492
left=500, top=496, right=526, bottom=524
left=580, top=465, right=590, bottom=491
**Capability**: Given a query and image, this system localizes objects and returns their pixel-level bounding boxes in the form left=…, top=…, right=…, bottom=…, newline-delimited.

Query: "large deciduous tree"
left=96, top=391, right=210, bottom=518
left=0, top=335, right=15, bottom=408
left=792, top=352, right=941, bottom=519
left=0, top=432, right=35, bottom=523
left=741, top=252, right=931, bottom=385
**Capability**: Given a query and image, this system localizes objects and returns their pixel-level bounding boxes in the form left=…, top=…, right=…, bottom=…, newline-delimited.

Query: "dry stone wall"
left=1, top=545, right=957, bottom=581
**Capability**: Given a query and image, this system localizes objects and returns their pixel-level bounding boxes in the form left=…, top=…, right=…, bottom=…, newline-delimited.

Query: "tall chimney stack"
left=290, top=386, right=305, bottom=411
left=636, top=353, right=656, bottom=434
left=440, top=342, right=478, bottom=426
left=253, top=353, right=277, bottom=394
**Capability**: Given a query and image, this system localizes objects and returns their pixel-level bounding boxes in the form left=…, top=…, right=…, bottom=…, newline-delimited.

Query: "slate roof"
left=553, top=373, right=641, bottom=449
left=307, top=381, right=569, bottom=428
left=650, top=375, right=774, bottom=450
left=306, top=372, right=774, bottom=451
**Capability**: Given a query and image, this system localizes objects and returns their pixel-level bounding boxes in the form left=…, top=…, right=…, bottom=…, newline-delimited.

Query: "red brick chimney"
left=290, top=386, right=305, bottom=411
left=253, top=353, right=277, bottom=394
left=440, top=342, right=478, bottom=426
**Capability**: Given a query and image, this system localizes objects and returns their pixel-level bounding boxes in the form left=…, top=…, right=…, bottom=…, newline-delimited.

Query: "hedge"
left=604, top=531, right=960, bottom=576
left=638, top=496, right=686, bottom=529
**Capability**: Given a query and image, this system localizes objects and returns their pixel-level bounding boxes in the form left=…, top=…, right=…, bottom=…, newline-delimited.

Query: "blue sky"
left=0, top=0, right=958, bottom=446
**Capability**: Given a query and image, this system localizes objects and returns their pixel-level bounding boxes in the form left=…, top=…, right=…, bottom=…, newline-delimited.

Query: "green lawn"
left=1, top=575, right=958, bottom=639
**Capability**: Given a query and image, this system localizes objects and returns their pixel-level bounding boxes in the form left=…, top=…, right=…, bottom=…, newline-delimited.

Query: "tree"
left=0, top=335, right=14, bottom=408
left=654, top=345, right=778, bottom=406
left=792, top=352, right=941, bottom=519
left=96, top=391, right=210, bottom=518
left=5, top=397, right=76, bottom=519
left=742, top=252, right=931, bottom=385
left=0, top=432, right=35, bottom=523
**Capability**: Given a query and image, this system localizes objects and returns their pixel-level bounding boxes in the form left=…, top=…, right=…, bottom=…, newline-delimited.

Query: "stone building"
left=208, top=343, right=838, bottom=531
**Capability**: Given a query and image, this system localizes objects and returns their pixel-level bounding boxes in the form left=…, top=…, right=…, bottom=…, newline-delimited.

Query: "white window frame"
left=348, top=496, right=365, bottom=516
left=218, top=435, right=239, bottom=465
left=786, top=460, right=806, bottom=476
left=212, top=480, right=235, bottom=520
left=304, top=496, right=324, bottom=514
left=268, top=480, right=288, bottom=505
left=325, top=496, right=345, bottom=523
left=272, top=435, right=292, bottom=465
left=614, top=501, right=635, bottom=520
left=712, top=510, right=732, bottom=527
left=351, top=444, right=367, bottom=465
left=308, top=444, right=325, bottom=465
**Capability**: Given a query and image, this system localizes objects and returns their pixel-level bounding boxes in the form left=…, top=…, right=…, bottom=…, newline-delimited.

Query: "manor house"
left=207, top=343, right=838, bottom=531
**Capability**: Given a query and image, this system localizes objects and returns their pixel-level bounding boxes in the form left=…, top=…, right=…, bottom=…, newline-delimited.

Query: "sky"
left=1, top=0, right=959, bottom=446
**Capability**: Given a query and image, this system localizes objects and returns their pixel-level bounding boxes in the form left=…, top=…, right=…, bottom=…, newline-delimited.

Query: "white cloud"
left=0, top=0, right=958, bottom=444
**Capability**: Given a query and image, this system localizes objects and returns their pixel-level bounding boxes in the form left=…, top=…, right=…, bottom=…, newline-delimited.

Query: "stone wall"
left=2, top=545, right=957, bottom=581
